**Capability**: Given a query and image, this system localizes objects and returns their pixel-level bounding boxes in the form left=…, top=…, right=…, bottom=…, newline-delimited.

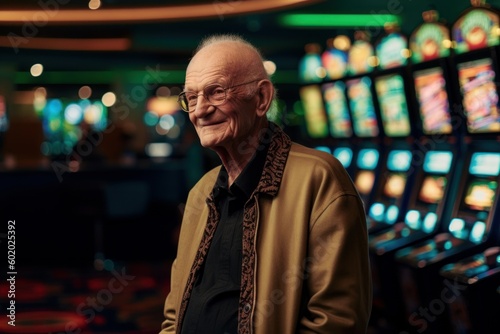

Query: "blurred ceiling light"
left=30, top=64, right=43, bottom=77
left=89, top=0, right=101, bottom=10
left=333, top=35, right=351, bottom=51
left=79, top=86, right=92, bottom=99
left=101, top=92, right=116, bottom=107
left=263, top=60, right=277, bottom=75
left=0, top=0, right=320, bottom=25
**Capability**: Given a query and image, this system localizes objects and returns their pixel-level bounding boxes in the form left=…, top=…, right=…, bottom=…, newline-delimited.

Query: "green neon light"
left=278, top=14, right=401, bottom=28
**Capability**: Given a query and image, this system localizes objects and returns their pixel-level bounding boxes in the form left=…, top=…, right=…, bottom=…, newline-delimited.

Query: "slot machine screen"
left=414, top=67, right=453, bottom=135
left=387, top=149, right=412, bottom=172
left=322, top=82, right=352, bottom=138
left=347, top=40, right=375, bottom=75
left=463, top=179, right=497, bottom=211
left=376, top=32, right=408, bottom=70
left=346, top=77, right=379, bottom=137
left=423, top=150, right=453, bottom=174
left=383, top=150, right=412, bottom=198
left=299, top=52, right=323, bottom=83
left=375, top=74, right=412, bottom=137
left=354, top=148, right=379, bottom=195
left=452, top=8, right=500, bottom=54
left=0, top=95, right=7, bottom=132
left=333, top=147, right=353, bottom=168
left=299, top=85, right=329, bottom=138
left=468, top=152, right=500, bottom=176
left=462, top=152, right=500, bottom=211
left=457, top=58, right=500, bottom=133
left=321, top=48, right=347, bottom=80
left=384, top=173, right=407, bottom=198
left=410, top=22, right=451, bottom=63
left=419, top=176, right=448, bottom=204
left=418, top=151, right=453, bottom=204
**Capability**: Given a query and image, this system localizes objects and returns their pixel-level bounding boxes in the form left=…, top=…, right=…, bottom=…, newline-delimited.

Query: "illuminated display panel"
left=375, top=74, right=412, bottom=137
left=347, top=40, right=375, bottom=75
left=462, top=179, right=498, bottom=211
left=387, top=150, right=412, bottom=172
left=452, top=8, right=500, bottom=54
left=321, top=48, right=347, bottom=80
left=0, top=95, right=7, bottom=132
left=469, top=152, right=500, bottom=176
left=410, top=22, right=451, bottom=63
left=40, top=98, right=108, bottom=156
left=355, top=170, right=375, bottom=195
left=419, top=175, right=447, bottom=204
left=346, top=77, right=379, bottom=137
left=376, top=32, right=408, bottom=70
left=333, top=147, right=353, bottom=168
left=357, top=148, right=379, bottom=170
left=299, top=53, right=323, bottom=83
left=414, top=68, right=453, bottom=135
left=383, top=173, right=407, bottom=198
left=299, top=85, right=329, bottom=138
left=423, top=151, right=453, bottom=174
left=457, top=58, right=500, bottom=134
left=322, top=82, right=352, bottom=138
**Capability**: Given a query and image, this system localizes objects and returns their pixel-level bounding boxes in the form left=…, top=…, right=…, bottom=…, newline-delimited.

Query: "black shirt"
left=181, top=142, right=269, bottom=334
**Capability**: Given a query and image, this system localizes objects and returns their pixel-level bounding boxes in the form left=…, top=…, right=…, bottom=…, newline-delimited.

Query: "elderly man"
left=160, top=34, right=372, bottom=334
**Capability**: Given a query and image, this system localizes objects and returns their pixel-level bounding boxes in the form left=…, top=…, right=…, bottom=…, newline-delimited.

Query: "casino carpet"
left=0, top=260, right=172, bottom=333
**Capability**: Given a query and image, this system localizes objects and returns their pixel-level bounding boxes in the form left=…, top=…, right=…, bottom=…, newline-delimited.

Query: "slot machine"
left=319, top=37, right=356, bottom=176
left=393, top=3, right=500, bottom=330
left=341, top=31, right=383, bottom=209
left=365, top=24, right=417, bottom=235
left=367, top=11, right=462, bottom=330
left=439, top=246, right=500, bottom=333
left=298, top=43, right=330, bottom=147
left=38, top=94, right=108, bottom=163
left=428, top=2, right=500, bottom=333
left=321, top=80, right=355, bottom=176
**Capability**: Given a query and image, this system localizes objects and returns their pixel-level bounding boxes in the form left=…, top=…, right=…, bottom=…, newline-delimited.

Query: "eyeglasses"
left=177, top=79, right=261, bottom=113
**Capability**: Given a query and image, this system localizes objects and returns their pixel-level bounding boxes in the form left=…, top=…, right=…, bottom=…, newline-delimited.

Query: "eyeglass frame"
left=177, top=79, right=262, bottom=113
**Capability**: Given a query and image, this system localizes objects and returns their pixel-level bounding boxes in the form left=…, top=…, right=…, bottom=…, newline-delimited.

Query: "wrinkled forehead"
left=184, top=42, right=247, bottom=90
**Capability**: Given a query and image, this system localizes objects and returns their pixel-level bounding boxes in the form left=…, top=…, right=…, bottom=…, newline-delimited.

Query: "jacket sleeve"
left=159, top=259, right=178, bottom=334
left=297, top=193, right=372, bottom=334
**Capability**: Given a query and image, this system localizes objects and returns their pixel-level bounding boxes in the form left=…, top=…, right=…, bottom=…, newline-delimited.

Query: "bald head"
left=189, top=34, right=269, bottom=83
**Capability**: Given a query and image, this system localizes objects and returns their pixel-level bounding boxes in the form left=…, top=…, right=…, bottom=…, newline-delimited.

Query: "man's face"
left=183, top=44, right=259, bottom=150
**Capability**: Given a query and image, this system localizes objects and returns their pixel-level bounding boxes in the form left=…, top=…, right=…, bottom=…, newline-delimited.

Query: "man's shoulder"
left=286, top=142, right=358, bottom=193
left=288, top=142, right=341, bottom=169
left=189, top=165, right=221, bottom=195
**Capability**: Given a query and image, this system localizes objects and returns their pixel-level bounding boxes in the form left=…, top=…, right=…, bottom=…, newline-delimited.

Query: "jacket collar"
left=207, top=121, right=292, bottom=202
left=250, top=121, right=291, bottom=197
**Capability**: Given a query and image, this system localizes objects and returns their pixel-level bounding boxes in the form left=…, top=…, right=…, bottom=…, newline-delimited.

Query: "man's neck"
left=215, top=121, right=269, bottom=186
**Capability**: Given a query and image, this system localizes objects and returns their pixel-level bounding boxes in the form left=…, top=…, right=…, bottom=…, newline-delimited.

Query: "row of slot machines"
left=298, top=3, right=500, bottom=334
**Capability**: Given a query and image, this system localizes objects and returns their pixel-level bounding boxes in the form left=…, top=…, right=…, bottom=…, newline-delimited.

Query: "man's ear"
left=255, top=80, right=274, bottom=117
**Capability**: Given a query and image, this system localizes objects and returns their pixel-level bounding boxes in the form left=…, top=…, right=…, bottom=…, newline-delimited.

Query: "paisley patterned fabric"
left=177, top=122, right=291, bottom=334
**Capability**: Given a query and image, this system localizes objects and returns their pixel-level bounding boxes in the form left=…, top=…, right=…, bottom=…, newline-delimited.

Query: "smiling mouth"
left=200, top=120, right=224, bottom=127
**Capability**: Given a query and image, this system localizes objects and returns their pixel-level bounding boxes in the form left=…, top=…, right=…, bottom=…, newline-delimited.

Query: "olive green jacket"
left=160, top=123, right=372, bottom=334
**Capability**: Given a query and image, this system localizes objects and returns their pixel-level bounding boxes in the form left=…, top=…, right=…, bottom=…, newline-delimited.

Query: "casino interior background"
left=1, top=0, right=500, bottom=333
